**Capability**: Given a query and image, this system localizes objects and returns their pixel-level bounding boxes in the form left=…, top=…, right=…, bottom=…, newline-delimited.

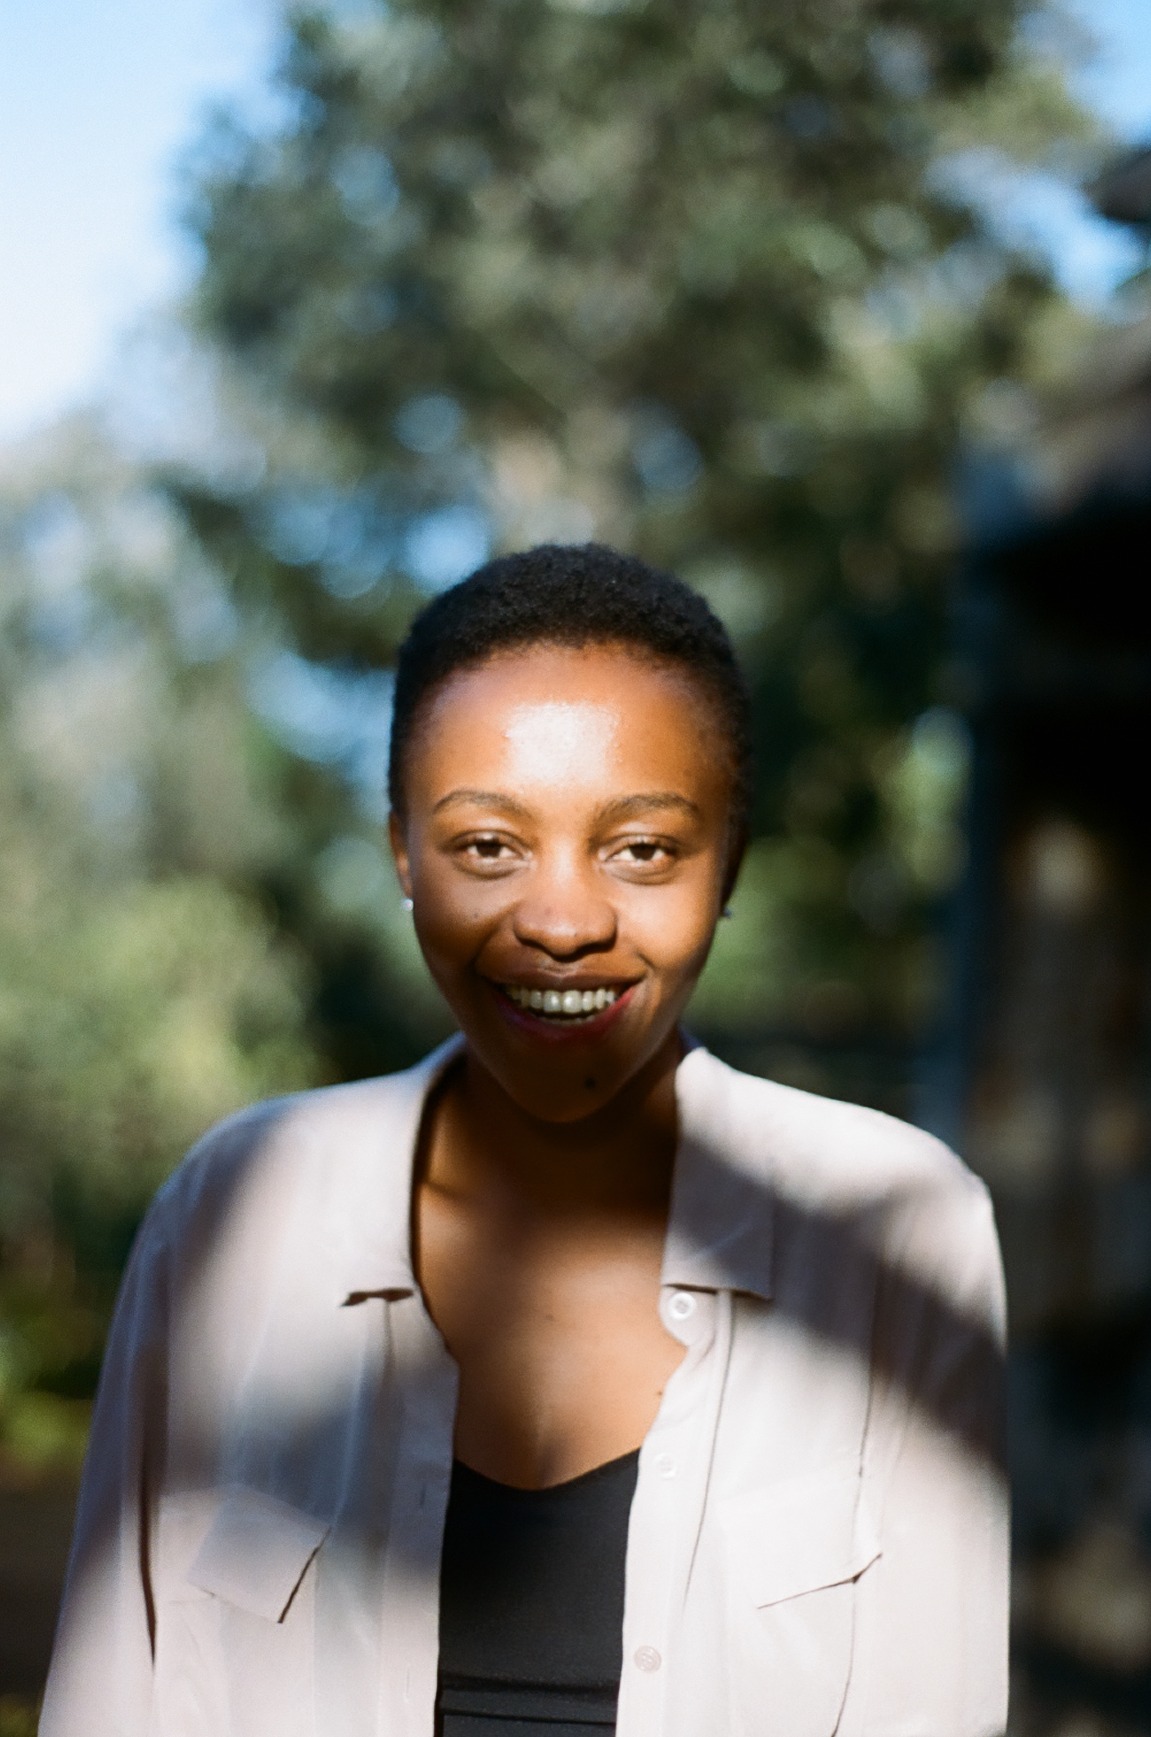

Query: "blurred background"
left=2, top=0, right=1151, bottom=1730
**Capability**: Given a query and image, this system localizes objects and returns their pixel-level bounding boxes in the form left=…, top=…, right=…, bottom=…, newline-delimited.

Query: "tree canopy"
left=0, top=424, right=316, bottom=1468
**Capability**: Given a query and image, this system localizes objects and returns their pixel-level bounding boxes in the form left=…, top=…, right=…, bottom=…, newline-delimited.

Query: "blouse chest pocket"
left=149, top=1489, right=331, bottom=1737
left=718, top=1462, right=879, bottom=1737
left=186, top=1486, right=330, bottom=1622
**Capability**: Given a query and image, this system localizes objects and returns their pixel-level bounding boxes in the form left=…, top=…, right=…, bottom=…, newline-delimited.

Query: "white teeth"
left=504, top=984, right=621, bottom=1017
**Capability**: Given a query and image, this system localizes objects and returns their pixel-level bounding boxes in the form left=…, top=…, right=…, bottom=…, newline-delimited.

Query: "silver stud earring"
left=721, top=905, right=733, bottom=919
left=401, top=897, right=413, bottom=913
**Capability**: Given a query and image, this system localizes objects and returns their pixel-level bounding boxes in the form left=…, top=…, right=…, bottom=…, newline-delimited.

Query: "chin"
left=471, top=1026, right=679, bottom=1125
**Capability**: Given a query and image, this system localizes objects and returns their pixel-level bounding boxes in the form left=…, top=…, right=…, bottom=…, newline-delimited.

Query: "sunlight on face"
left=391, top=644, right=735, bottom=1122
left=501, top=701, right=620, bottom=792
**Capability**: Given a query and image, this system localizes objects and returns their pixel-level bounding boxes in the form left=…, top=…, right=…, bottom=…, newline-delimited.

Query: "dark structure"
left=932, top=147, right=1151, bottom=1735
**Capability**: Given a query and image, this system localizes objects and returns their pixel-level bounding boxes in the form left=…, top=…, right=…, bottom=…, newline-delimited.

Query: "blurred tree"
left=0, top=422, right=316, bottom=1467
left=169, top=0, right=1094, bottom=1092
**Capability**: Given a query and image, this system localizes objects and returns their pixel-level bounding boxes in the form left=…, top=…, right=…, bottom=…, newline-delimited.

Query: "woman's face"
left=390, top=642, right=735, bottom=1123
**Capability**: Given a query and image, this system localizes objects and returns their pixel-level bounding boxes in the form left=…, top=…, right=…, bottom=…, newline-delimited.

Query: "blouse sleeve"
left=845, top=1175, right=1009, bottom=1737
left=39, top=1195, right=173, bottom=1737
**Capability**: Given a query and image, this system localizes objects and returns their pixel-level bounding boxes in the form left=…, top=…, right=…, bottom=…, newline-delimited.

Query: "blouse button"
left=668, top=1291, right=696, bottom=1321
left=634, top=1645, right=662, bottom=1673
left=654, top=1452, right=676, bottom=1479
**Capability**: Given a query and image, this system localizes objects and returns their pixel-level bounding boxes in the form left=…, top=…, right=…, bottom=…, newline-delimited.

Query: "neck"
left=425, top=1033, right=683, bottom=1219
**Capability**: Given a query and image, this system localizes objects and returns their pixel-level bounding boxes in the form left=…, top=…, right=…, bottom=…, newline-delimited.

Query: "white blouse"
left=41, top=1039, right=1008, bottom=1737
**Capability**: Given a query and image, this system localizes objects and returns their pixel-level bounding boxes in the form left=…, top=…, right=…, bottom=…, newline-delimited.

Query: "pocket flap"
left=187, top=1486, right=330, bottom=1622
left=721, top=1463, right=879, bottom=1608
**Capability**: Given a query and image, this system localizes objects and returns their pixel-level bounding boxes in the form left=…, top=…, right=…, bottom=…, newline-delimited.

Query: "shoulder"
left=154, top=1074, right=399, bottom=1213
left=680, top=1048, right=1000, bottom=1313
left=683, top=1046, right=981, bottom=1210
left=143, top=1041, right=456, bottom=1266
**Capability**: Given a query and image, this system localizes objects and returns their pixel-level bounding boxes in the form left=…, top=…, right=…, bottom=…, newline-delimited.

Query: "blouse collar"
left=328, top=1035, right=774, bottom=1309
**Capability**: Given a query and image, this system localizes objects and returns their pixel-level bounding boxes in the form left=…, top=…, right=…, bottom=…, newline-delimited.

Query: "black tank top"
left=437, top=1449, right=640, bottom=1736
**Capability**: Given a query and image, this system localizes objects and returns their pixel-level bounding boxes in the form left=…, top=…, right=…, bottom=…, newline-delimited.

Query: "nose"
left=511, top=851, right=617, bottom=960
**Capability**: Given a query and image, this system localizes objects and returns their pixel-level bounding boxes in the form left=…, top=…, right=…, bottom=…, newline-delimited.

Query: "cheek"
left=626, top=876, right=722, bottom=976
left=414, top=895, right=482, bottom=958
left=409, top=862, right=504, bottom=971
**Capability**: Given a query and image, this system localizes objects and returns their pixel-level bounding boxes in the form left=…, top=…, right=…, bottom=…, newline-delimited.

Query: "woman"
left=42, top=544, right=1007, bottom=1737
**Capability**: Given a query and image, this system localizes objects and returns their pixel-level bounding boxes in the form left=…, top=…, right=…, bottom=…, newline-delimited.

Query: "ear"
left=388, top=810, right=413, bottom=899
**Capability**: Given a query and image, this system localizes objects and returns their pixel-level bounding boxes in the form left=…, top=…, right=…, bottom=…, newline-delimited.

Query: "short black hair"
left=389, top=543, right=753, bottom=840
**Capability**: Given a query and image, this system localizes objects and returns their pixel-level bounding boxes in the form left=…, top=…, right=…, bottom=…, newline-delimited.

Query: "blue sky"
left=1069, top=0, right=1151, bottom=136
left=1, top=0, right=1150, bottom=447
left=0, top=0, right=278, bottom=443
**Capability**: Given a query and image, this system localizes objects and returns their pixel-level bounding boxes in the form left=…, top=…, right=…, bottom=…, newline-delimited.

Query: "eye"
left=457, top=832, right=520, bottom=866
left=609, top=837, right=674, bottom=866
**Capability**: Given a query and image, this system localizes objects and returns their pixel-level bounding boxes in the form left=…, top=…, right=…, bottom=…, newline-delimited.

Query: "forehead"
left=410, top=643, right=720, bottom=795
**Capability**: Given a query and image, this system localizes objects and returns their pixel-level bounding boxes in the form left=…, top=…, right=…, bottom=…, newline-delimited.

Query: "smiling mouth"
left=501, top=984, right=622, bottom=1022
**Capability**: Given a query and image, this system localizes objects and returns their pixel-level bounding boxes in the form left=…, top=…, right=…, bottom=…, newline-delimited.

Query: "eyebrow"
left=431, top=788, right=702, bottom=823
left=432, top=789, right=534, bottom=819
left=597, top=793, right=702, bottom=824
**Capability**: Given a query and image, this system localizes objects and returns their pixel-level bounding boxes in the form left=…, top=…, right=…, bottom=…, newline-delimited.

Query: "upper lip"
left=491, top=975, right=636, bottom=992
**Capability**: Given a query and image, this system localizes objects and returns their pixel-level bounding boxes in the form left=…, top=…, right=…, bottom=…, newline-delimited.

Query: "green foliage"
left=0, top=1697, right=38, bottom=1737
left=173, top=0, right=1088, bottom=1083
left=0, top=426, right=317, bottom=1460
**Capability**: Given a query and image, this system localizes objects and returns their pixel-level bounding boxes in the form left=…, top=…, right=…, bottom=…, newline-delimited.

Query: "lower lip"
left=490, top=983, right=638, bottom=1045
